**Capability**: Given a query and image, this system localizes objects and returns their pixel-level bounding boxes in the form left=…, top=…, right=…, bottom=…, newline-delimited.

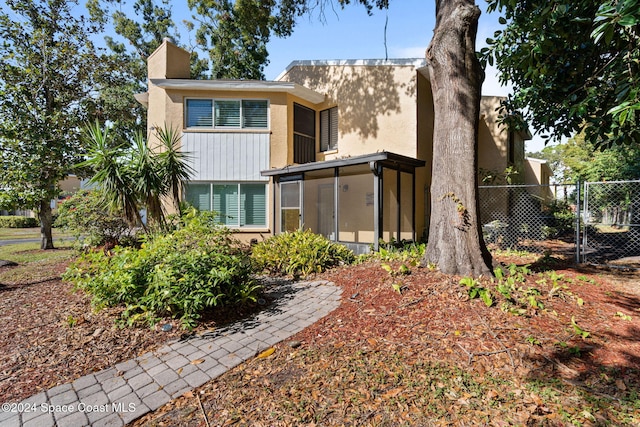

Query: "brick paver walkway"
left=0, top=280, right=342, bottom=427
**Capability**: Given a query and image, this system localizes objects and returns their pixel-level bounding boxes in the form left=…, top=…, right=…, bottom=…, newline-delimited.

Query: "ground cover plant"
left=63, top=211, right=260, bottom=329
left=251, top=229, right=356, bottom=278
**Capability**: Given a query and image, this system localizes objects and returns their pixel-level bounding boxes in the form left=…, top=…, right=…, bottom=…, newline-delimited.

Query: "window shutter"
left=329, top=107, right=338, bottom=150
left=186, top=100, right=213, bottom=127
left=320, top=107, right=338, bottom=151
left=242, top=100, right=268, bottom=128
left=240, top=184, right=266, bottom=226
left=214, top=100, right=241, bottom=128
left=320, top=109, right=329, bottom=152
left=213, top=184, right=239, bottom=225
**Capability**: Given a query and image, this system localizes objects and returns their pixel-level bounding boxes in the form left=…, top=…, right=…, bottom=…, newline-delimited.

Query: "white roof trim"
left=275, top=58, right=428, bottom=81
left=525, top=157, right=548, bottom=164
left=150, top=79, right=326, bottom=104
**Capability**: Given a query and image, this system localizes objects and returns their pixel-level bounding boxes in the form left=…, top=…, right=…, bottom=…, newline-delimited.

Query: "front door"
left=280, top=181, right=301, bottom=232
left=318, top=184, right=335, bottom=240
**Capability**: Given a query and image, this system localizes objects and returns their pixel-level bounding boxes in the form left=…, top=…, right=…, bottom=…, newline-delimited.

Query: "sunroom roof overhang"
left=261, top=151, right=425, bottom=178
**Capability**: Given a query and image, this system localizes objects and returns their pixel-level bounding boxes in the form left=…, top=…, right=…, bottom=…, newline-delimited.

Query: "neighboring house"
left=524, top=156, right=554, bottom=203
left=140, top=39, right=532, bottom=253
left=1, top=175, right=84, bottom=218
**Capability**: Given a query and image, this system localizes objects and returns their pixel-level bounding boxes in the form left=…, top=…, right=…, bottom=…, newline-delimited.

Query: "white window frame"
left=185, top=98, right=270, bottom=130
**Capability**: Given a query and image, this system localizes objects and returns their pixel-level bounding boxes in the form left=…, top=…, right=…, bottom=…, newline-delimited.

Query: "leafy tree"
left=484, top=0, right=640, bottom=149
left=530, top=133, right=640, bottom=184
left=422, top=0, right=492, bottom=276
left=0, top=0, right=108, bottom=249
left=86, top=0, right=193, bottom=141
left=187, top=0, right=306, bottom=79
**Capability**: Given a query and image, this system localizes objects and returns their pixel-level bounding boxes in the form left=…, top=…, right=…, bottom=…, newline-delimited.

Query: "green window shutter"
left=240, top=184, right=266, bottom=226
left=185, top=183, right=211, bottom=211
left=213, top=184, right=239, bottom=225
left=242, top=100, right=268, bottom=128
left=214, top=100, right=241, bottom=128
left=186, top=99, right=213, bottom=127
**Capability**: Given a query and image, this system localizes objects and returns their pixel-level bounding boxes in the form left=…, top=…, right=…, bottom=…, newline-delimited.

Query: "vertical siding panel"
left=183, top=132, right=270, bottom=182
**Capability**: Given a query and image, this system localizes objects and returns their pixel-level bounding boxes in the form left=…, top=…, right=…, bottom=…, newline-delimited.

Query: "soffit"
left=150, top=79, right=326, bottom=104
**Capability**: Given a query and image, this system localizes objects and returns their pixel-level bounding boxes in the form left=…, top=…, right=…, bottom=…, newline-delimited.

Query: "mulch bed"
left=1, top=248, right=639, bottom=425
left=132, top=253, right=640, bottom=426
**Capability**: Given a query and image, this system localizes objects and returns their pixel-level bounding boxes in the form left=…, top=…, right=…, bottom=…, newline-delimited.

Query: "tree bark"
left=39, top=199, right=55, bottom=250
left=423, top=0, right=493, bottom=276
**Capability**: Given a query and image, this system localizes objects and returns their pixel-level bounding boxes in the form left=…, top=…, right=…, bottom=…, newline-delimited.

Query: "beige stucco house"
left=140, top=39, right=532, bottom=253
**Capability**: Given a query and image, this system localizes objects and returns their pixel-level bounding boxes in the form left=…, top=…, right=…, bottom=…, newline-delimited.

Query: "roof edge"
left=275, top=58, right=428, bottom=81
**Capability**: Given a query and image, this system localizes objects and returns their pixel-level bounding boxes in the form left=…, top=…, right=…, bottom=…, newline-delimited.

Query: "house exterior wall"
left=276, top=60, right=422, bottom=160
left=478, top=96, right=526, bottom=184
left=525, top=158, right=553, bottom=187
left=143, top=41, right=531, bottom=245
left=278, top=61, right=432, bottom=238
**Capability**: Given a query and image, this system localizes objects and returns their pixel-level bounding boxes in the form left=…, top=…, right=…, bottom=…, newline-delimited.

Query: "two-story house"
left=139, top=39, right=531, bottom=253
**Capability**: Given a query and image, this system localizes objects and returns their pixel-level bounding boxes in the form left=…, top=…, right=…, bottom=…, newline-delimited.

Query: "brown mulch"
left=1, top=246, right=640, bottom=425
left=0, top=260, right=186, bottom=403
left=132, top=251, right=640, bottom=426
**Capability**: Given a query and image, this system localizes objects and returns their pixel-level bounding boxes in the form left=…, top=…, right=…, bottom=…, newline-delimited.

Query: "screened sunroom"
left=261, top=152, right=425, bottom=254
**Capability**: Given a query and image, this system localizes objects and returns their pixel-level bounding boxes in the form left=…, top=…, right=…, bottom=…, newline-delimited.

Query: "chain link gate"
left=478, top=184, right=579, bottom=257
left=581, top=180, right=640, bottom=266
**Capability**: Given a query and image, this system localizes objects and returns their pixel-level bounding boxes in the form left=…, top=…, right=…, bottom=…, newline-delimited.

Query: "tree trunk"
left=39, top=199, right=55, bottom=250
left=422, top=0, right=493, bottom=276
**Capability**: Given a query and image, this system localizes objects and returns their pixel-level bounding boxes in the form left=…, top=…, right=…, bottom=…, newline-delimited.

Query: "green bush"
left=54, top=189, right=133, bottom=248
left=63, top=211, right=260, bottom=329
left=251, top=229, right=355, bottom=278
left=0, top=216, right=37, bottom=228
left=542, top=200, right=576, bottom=238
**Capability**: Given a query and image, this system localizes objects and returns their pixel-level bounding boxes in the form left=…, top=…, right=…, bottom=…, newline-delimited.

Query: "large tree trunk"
left=38, top=199, right=55, bottom=250
left=422, top=0, right=492, bottom=276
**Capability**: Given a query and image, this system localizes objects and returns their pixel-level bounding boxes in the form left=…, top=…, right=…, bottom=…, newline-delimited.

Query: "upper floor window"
left=320, top=107, right=338, bottom=152
left=186, top=99, right=268, bottom=129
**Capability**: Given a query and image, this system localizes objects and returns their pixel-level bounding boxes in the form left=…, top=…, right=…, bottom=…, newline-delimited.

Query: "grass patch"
left=0, top=227, right=73, bottom=240
left=0, top=242, right=76, bottom=284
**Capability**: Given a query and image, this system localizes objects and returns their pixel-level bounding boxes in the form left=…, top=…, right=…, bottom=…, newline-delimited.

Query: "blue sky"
left=255, top=1, right=547, bottom=151
left=262, top=1, right=510, bottom=92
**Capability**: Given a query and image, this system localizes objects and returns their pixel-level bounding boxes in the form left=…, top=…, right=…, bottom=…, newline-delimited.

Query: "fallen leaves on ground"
left=133, top=250, right=640, bottom=426
left=2, top=245, right=639, bottom=426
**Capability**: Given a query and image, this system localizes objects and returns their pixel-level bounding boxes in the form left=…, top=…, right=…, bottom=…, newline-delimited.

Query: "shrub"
left=54, top=189, right=133, bottom=249
left=63, top=211, right=260, bottom=329
left=0, top=216, right=37, bottom=228
left=251, top=229, right=355, bottom=278
left=542, top=200, right=576, bottom=238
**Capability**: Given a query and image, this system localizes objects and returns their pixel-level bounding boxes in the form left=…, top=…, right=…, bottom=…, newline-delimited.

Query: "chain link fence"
left=582, top=180, right=640, bottom=266
left=478, top=184, right=579, bottom=256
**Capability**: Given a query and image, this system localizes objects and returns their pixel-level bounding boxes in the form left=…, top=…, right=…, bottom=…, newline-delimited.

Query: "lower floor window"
left=185, top=182, right=267, bottom=227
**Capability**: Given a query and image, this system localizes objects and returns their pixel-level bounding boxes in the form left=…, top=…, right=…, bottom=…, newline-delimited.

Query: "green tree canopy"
left=484, top=0, right=640, bottom=149
left=529, top=133, right=640, bottom=184
left=0, top=0, right=110, bottom=248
